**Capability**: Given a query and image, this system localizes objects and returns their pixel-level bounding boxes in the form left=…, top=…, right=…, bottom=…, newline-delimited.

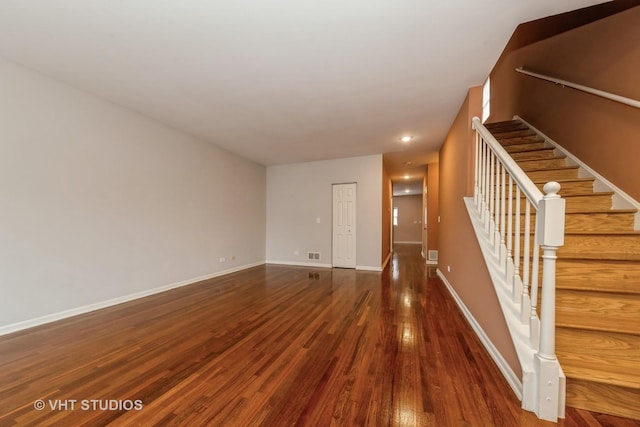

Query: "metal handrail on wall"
left=516, top=67, right=640, bottom=109
left=471, top=116, right=566, bottom=421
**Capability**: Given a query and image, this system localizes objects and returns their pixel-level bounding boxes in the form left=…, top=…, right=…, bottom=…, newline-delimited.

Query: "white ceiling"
left=0, top=0, right=603, bottom=182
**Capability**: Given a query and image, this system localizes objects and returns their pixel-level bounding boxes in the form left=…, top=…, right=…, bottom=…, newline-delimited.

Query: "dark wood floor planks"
left=0, top=244, right=638, bottom=426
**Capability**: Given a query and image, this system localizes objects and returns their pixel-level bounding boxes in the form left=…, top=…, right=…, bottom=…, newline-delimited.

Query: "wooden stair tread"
left=516, top=155, right=566, bottom=163
left=563, top=231, right=640, bottom=236
left=561, top=208, right=636, bottom=214
left=531, top=177, right=594, bottom=184
left=561, top=191, right=615, bottom=198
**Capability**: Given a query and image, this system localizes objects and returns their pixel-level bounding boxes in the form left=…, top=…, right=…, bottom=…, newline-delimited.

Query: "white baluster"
left=474, top=131, right=479, bottom=205
left=530, top=234, right=541, bottom=348
left=499, top=164, right=507, bottom=265
left=513, top=186, right=522, bottom=301
left=506, top=176, right=514, bottom=286
left=494, top=162, right=501, bottom=254
left=522, top=200, right=531, bottom=323
left=487, top=151, right=495, bottom=236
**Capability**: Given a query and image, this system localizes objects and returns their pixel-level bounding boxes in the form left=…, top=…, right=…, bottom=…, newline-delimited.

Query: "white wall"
left=0, top=58, right=266, bottom=332
left=266, top=155, right=382, bottom=270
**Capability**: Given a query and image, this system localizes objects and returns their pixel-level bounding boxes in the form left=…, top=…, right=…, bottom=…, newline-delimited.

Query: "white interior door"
left=332, top=183, right=356, bottom=268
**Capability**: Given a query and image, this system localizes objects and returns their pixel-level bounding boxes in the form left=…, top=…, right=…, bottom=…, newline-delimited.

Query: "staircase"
left=484, top=119, right=640, bottom=420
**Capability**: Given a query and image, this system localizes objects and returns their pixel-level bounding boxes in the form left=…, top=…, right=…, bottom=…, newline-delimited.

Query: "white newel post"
left=534, top=182, right=565, bottom=421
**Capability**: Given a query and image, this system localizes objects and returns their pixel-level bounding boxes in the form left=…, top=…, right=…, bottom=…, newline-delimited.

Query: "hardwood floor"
left=0, top=244, right=638, bottom=426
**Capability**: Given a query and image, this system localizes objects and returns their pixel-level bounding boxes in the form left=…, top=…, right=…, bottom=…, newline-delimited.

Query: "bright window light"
left=482, top=76, right=490, bottom=123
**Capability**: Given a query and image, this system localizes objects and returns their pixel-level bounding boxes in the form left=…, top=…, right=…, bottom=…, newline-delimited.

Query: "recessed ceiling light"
left=404, top=175, right=410, bottom=180
left=405, top=189, right=410, bottom=193
left=401, top=136, right=412, bottom=143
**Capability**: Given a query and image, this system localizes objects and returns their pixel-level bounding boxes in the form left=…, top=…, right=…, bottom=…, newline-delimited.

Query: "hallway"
left=0, top=245, right=637, bottom=426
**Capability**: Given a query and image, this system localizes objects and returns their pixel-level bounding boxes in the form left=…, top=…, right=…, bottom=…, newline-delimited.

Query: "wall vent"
left=428, top=250, right=438, bottom=261
left=307, top=252, right=321, bottom=261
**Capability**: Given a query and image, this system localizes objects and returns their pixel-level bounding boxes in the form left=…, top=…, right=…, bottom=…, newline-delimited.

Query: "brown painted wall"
left=438, top=86, right=522, bottom=377
left=382, top=164, right=392, bottom=265
left=393, top=195, right=422, bottom=244
left=490, top=6, right=640, bottom=201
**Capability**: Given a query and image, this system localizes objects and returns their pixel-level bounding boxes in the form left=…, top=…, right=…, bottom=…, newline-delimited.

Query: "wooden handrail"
left=516, top=67, right=640, bottom=109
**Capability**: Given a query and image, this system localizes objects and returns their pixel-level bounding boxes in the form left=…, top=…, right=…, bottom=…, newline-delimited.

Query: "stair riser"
left=493, top=181, right=595, bottom=196
left=518, top=158, right=567, bottom=170
left=556, top=328, right=640, bottom=360
left=493, top=130, right=537, bottom=139
left=564, top=213, right=634, bottom=232
left=560, top=234, right=640, bottom=261
left=503, top=142, right=547, bottom=152
left=507, top=194, right=613, bottom=211
left=564, top=213, right=634, bottom=233
left=526, top=168, right=579, bottom=181
left=554, top=290, right=640, bottom=334
left=534, top=181, right=595, bottom=196
left=485, top=120, right=522, bottom=128
left=564, top=196, right=613, bottom=211
left=555, top=260, right=640, bottom=294
left=486, top=124, right=530, bottom=133
left=565, top=379, right=640, bottom=419
left=515, top=212, right=634, bottom=232
left=516, top=234, right=640, bottom=261
left=511, top=150, right=556, bottom=161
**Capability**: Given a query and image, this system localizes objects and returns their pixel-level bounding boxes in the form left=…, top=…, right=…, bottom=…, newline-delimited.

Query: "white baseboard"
left=266, top=260, right=383, bottom=272
left=266, top=260, right=333, bottom=269
left=0, top=261, right=266, bottom=337
left=356, top=265, right=383, bottom=272
left=436, top=268, right=523, bottom=401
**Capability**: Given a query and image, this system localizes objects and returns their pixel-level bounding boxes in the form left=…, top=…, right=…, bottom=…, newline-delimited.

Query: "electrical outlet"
left=447, top=265, right=451, bottom=272
left=219, top=257, right=226, bottom=263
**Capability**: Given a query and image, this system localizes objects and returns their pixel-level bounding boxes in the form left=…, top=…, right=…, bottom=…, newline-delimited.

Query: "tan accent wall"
left=382, top=164, right=392, bottom=266
left=426, top=162, right=439, bottom=254
left=438, top=86, right=522, bottom=378
left=490, top=6, right=640, bottom=201
left=422, top=172, right=428, bottom=258
left=393, top=195, right=422, bottom=244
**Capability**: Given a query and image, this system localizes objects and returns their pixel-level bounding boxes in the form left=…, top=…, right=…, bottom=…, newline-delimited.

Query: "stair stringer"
left=464, top=197, right=566, bottom=419
left=515, top=115, right=640, bottom=230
